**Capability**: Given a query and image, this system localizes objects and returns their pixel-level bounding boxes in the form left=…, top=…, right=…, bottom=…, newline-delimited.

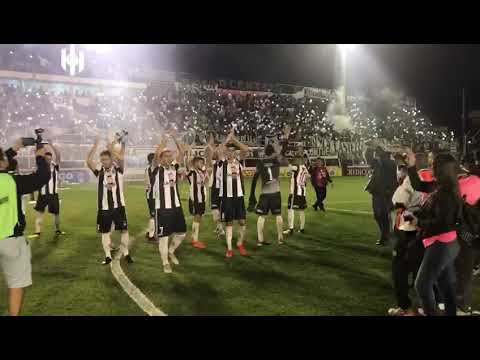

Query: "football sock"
left=257, top=216, right=265, bottom=243
left=158, top=236, right=169, bottom=265
left=101, top=233, right=112, bottom=258
left=237, top=225, right=246, bottom=246
left=299, top=210, right=306, bottom=230
left=226, top=226, right=233, bottom=251
left=276, top=215, right=284, bottom=241
left=288, top=209, right=294, bottom=230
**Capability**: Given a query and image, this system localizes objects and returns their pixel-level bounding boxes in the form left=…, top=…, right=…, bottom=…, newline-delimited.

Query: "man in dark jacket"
left=0, top=139, right=51, bottom=316
left=366, top=146, right=398, bottom=246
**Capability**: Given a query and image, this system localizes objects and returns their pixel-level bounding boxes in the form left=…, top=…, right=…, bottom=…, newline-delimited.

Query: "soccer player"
left=218, top=130, right=249, bottom=259
left=32, top=144, right=65, bottom=237
left=309, top=158, right=333, bottom=211
left=206, top=134, right=225, bottom=239
left=153, top=131, right=187, bottom=274
left=145, top=152, right=157, bottom=243
left=248, top=126, right=290, bottom=246
left=185, top=145, right=208, bottom=249
left=284, top=154, right=310, bottom=235
left=87, top=136, right=132, bottom=266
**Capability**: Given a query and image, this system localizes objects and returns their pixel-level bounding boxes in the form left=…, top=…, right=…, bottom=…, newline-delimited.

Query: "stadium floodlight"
left=82, top=44, right=113, bottom=54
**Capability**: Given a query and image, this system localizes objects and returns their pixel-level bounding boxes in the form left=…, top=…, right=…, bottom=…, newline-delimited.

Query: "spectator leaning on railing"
left=0, top=139, right=51, bottom=316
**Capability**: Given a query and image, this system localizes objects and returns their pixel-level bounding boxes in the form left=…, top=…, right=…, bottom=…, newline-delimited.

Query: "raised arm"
left=168, top=128, right=186, bottom=165
left=229, top=135, right=249, bottom=160
left=406, top=148, right=435, bottom=193
left=86, top=136, right=100, bottom=173
left=155, top=134, right=168, bottom=163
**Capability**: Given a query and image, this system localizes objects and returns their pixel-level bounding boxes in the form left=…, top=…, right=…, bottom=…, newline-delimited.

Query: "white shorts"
left=0, top=236, right=32, bottom=289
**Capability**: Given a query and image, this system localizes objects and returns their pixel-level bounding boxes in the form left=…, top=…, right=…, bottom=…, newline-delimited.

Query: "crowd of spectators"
left=0, top=81, right=456, bottom=152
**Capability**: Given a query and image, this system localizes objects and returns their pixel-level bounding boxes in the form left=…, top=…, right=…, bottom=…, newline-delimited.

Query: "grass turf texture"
left=1, top=176, right=479, bottom=315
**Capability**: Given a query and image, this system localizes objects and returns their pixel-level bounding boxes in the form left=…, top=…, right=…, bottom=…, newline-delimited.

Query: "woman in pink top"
left=454, top=160, right=480, bottom=314
left=406, top=151, right=462, bottom=316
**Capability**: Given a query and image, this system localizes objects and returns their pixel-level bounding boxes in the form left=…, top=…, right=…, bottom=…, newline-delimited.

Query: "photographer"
left=366, top=146, right=398, bottom=246
left=0, top=139, right=51, bottom=316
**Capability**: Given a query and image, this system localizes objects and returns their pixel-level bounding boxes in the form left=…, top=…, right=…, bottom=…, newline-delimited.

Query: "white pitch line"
left=326, top=207, right=373, bottom=215
left=110, top=233, right=167, bottom=317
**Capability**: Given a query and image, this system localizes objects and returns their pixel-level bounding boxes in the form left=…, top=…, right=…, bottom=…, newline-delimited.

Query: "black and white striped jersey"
left=145, top=165, right=158, bottom=200
left=39, top=163, right=59, bottom=196
left=93, top=166, right=126, bottom=211
left=209, top=161, right=222, bottom=190
left=153, top=164, right=182, bottom=210
left=290, top=164, right=309, bottom=197
left=187, top=169, right=208, bottom=204
left=218, top=159, right=245, bottom=198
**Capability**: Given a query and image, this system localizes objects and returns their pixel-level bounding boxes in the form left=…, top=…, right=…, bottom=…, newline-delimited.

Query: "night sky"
left=7, top=44, right=480, bottom=131
left=165, top=44, right=480, bottom=131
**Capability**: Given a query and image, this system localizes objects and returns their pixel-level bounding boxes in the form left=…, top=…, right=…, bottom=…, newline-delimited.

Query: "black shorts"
left=34, top=194, right=60, bottom=215
left=147, top=198, right=156, bottom=218
left=221, top=197, right=246, bottom=223
left=288, top=194, right=307, bottom=210
left=211, top=187, right=221, bottom=210
left=256, top=192, right=282, bottom=215
left=189, top=199, right=206, bottom=216
left=156, top=207, right=187, bottom=237
left=97, top=207, right=128, bottom=234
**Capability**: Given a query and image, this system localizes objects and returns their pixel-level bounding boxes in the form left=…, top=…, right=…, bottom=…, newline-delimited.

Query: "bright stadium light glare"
left=82, top=44, right=113, bottom=54
left=338, top=44, right=357, bottom=54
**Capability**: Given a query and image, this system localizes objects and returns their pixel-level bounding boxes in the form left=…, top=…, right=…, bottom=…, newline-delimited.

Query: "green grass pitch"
left=1, top=176, right=479, bottom=315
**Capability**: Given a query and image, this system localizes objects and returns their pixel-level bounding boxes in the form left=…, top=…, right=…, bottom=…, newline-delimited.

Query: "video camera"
left=21, top=128, right=48, bottom=149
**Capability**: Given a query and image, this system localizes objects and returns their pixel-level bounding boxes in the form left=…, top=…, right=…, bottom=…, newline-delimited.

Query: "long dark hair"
left=432, top=153, right=462, bottom=211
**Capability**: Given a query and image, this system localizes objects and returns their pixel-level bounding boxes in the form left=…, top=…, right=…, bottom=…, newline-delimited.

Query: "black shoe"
left=298, top=229, right=305, bottom=234
left=124, top=254, right=134, bottom=264
left=145, top=233, right=157, bottom=244
left=312, top=205, right=318, bottom=211
left=376, top=240, right=385, bottom=246
left=319, top=204, right=325, bottom=212
left=263, top=241, right=272, bottom=245
left=55, top=230, right=65, bottom=235
left=102, top=257, right=112, bottom=265
left=283, top=229, right=294, bottom=236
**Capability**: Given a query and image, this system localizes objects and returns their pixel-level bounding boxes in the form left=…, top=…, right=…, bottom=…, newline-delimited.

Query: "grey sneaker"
left=163, top=263, right=173, bottom=274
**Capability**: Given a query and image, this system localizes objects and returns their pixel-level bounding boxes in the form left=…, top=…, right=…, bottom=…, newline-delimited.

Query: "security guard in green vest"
left=0, top=140, right=50, bottom=316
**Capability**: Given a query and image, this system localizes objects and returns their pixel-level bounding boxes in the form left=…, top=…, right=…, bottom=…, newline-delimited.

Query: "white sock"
left=276, top=215, right=284, bottom=241
left=120, top=231, right=130, bottom=256
left=35, top=213, right=44, bottom=233
left=192, top=222, right=200, bottom=242
left=257, top=216, right=265, bottom=244
left=158, top=236, right=169, bottom=265
left=237, top=225, right=246, bottom=246
left=288, top=209, right=294, bottom=230
left=101, top=233, right=112, bottom=258
left=148, top=218, right=155, bottom=237
left=169, top=233, right=185, bottom=254
left=213, top=210, right=223, bottom=233
left=226, top=226, right=233, bottom=251
left=54, top=214, right=60, bottom=231
left=299, top=211, right=306, bottom=230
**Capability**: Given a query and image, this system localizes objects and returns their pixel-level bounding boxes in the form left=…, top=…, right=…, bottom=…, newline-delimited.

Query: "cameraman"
left=0, top=139, right=51, bottom=316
